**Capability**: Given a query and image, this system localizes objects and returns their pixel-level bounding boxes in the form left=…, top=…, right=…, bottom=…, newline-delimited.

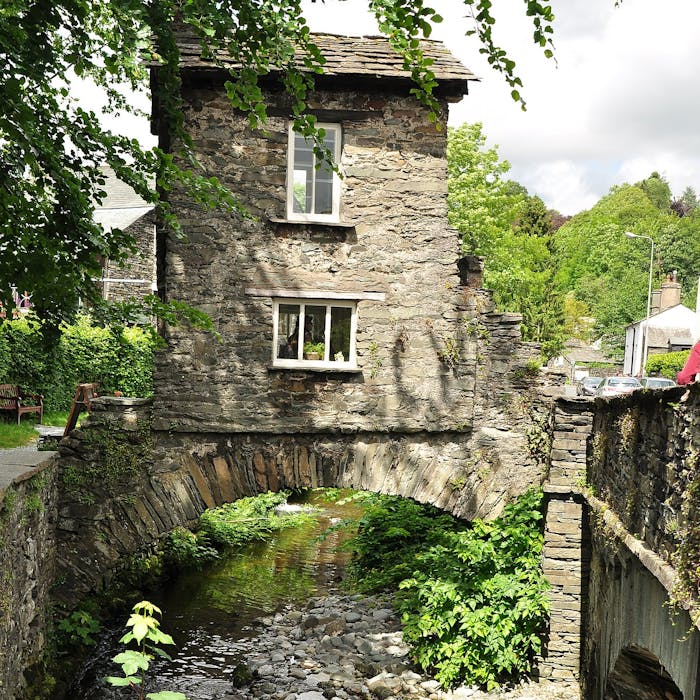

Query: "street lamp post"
left=625, top=231, right=654, bottom=378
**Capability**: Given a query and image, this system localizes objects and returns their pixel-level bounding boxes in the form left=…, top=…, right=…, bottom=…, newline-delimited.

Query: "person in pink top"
left=677, top=340, right=700, bottom=385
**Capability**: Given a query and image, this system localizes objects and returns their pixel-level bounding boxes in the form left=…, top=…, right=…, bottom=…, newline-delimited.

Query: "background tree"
left=447, top=123, right=525, bottom=259
left=447, top=124, right=564, bottom=357
left=553, top=179, right=700, bottom=355
left=1, top=0, right=557, bottom=328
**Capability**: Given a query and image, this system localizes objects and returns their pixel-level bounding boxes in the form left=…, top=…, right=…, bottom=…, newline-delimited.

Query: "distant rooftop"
left=94, top=166, right=153, bottom=232
left=172, top=29, right=477, bottom=88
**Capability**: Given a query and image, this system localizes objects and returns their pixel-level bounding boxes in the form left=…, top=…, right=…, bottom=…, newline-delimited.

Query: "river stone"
left=303, top=615, right=320, bottom=629
left=297, top=692, right=326, bottom=700
left=255, top=664, right=275, bottom=677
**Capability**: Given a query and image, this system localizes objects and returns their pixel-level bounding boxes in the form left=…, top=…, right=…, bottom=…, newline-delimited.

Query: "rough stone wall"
left=54, top=397, right=155, bottom=604
left=0, top=462, right=57, bottom=698
left=103, top=211, right=156, bottom=303
left=588, top=384, right=700, bottom=565
left=583, top=527, right=699, bottom=700
left=583, top=385, right=700, bottom=697
left=154, top=84, right=476, bottom=434
left=539, top=399, right=594, bottom=684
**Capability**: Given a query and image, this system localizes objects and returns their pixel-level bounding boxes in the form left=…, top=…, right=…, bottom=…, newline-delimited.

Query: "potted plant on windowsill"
left=303, top=342, right=325, bottom=360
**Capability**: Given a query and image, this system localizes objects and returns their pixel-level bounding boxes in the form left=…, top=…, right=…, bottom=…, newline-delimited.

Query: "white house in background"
left=624, top=272, right=698, bottom=376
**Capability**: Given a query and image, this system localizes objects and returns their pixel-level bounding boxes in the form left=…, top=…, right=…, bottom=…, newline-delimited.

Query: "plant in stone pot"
left=303, top=342, right=325, bottom=360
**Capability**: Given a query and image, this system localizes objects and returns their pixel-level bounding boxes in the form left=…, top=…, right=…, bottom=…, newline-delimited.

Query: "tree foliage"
left=1, top=0, right=558, bottom=326
left=447, top=124, right=564, bottom=356
left=345, top=490, right=549, bottom=690
left=553, top=179, right=700, bottom=354
left=0, top=314, right=157, bottom=411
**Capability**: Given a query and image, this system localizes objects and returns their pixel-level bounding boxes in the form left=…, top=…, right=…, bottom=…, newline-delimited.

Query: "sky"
left=300, top=0, right=700, bottom=215
left=90, top=0, right=700, bottom=217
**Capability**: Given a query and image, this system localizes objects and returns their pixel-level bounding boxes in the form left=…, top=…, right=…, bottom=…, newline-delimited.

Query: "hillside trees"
left=447, top=123, right=564, bottom=356
left=1, top=0, right=559, bottom=327
left=553, top=180, right=700, bottom=353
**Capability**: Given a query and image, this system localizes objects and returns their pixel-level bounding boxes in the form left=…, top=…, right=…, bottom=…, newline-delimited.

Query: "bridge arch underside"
left=606, top=644, right=682, bottom=699
left=584, top=535, right=699, bottom=700
left=54, top=429, right=542, bottom=604
left=154, top=430, right=538, bottom=524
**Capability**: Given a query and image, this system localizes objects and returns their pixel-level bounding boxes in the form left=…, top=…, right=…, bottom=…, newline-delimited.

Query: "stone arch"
left=605, top=644, right=682, bottom=699
left=583, top=538, right=700, bottom=700
left=55, top=419, right=541, bottom=605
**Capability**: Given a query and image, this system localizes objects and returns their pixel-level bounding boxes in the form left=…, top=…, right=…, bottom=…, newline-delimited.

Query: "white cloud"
left=512, top=160, right=599, bottom=215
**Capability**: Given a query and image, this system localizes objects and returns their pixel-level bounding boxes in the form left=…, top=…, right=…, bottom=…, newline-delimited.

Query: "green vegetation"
left=448, top=123, right=563, bottom=358
left=0, top=315, right=156, bottom=412
left=106, top=600, right=187, bottom=700
left=197, top=492, right=314, bottom=551
left=303, top=342, right=326, bottom=357
left=344, top=489, right=549, bottom=690
left=56, top=610, right=101, bottom=647
left=646, top=350, right=690, bottom=379
left=448, top=125, right=700, bottom=357
left=0, top=420, right=39, bottom=448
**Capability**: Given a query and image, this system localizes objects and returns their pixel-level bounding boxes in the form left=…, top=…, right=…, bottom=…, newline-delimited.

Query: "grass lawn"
left=0, top=421, right=40, bottom=449
left=0, top=412, right=69, bottom=449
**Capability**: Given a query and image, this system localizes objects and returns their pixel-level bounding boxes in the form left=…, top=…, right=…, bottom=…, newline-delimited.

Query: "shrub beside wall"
left=0, top=316, right=156, bottom=412
left=645, top=349, right=691, bottom=379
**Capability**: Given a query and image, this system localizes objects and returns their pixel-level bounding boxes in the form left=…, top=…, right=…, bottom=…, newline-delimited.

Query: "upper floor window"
left=286, top=123, right=341, bottom=223
left=273, top=298, right=356, bottom=369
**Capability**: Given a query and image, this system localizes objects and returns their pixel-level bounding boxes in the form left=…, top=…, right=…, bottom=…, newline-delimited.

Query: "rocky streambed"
left=213, top=592, right=580, bottom=700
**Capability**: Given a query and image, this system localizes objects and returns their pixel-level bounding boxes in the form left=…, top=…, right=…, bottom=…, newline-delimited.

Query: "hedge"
left=0, top=315, right=157, bottom=412
left=645, top=349, right=691, bottom=379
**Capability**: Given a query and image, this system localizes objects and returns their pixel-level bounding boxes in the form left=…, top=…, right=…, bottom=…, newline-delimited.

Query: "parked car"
left=577, top=376, right=603, bottom=396
left=638, top=377, right=676, bottom=390
left=595, top=376, right=642, bottom=398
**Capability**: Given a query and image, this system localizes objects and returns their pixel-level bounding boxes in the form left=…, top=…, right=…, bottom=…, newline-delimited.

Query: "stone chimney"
left=659, top=270, right=681, bottom=312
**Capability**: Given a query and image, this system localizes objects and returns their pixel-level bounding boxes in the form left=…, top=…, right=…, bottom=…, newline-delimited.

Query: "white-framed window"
left=272, top=298, right=357, bottom=369
left=286, top=122, right=341, bottom=223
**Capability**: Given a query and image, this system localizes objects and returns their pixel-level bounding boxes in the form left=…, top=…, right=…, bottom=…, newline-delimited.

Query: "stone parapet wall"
left=0, top=461, right=57, bottom=698
left=54, top=397, right=155, bottom=604
left=588, top=384, right=700, bottom=564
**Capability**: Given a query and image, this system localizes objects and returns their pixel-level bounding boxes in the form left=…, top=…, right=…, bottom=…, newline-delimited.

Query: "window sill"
left=269, top=217, right=357, bottom=229
left=269, top=364, right=363, bottom=374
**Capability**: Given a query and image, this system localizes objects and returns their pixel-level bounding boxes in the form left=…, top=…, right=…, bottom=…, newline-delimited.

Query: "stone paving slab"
left=0, top=425, right=62, bottom=492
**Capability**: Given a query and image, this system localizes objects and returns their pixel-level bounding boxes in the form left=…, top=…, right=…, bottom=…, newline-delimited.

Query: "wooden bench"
left=0, top=384, right=43, bottom=424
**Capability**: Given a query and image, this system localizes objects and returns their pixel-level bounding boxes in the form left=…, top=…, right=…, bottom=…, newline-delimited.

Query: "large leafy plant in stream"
left=346, top=489, right=549, bottom=690
left=105, top=600, right=187, bottom=700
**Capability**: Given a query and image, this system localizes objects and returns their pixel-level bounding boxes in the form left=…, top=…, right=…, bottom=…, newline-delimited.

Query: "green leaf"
left=112, top=650, right=150, bottom=676
left=105, top=675, right=141, bottom=687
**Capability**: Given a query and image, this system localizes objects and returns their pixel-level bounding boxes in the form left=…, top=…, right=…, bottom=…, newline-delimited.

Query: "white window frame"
left=286, top=122, right=342, bottom=223
left=272, top=298, right=357, bottom=370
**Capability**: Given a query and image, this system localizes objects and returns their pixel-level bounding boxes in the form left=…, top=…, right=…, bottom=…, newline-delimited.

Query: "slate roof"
left=174, top=30, right=476, bottom=86
left=94, top=166, right=154, bottom=232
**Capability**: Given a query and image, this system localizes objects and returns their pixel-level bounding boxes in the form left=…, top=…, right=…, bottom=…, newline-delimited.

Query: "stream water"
left=68, top=490, right=364, bottom=700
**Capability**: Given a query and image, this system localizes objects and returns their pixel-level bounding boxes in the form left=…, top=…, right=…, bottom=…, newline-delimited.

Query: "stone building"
left=94, top=166, right=157, bottom=303
left=149, top=32, right=545, bottom=519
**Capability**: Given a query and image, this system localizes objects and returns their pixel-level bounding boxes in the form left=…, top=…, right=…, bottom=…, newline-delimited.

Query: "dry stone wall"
left=588, top=384, right=700, bottom=565
left=0, top=462, right=57, bottom=698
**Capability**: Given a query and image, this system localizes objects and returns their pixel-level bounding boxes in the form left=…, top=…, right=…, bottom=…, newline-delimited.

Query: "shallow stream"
left=68, top=490, right=364, bottom=699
